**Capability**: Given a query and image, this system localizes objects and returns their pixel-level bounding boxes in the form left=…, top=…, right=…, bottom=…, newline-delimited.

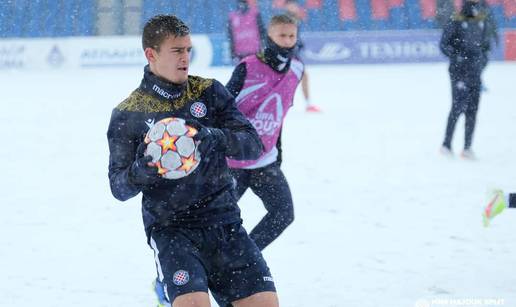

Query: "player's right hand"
left=128, top=142, right=161, bottom=186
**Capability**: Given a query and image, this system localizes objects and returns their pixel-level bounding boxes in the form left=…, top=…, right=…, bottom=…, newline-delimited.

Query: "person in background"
left=227, top=0, right=267, bottom=63
left=439, top=0, right=491, bottom=159
left=106, top=14, right=279, bottom=307
left=225, top=14, right=304, bottom=253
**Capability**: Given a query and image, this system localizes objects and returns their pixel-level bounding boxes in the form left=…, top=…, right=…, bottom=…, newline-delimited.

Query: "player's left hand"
left=186, top=119, right=227, bottom=156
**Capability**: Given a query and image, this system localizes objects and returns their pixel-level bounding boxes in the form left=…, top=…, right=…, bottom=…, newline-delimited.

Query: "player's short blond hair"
left=269, top=14, right=298, bottom=28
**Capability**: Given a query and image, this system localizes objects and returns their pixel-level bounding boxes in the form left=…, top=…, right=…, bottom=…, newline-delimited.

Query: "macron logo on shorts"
left=173, top=270, right=190, bottom=286
left=263, top=276, right=274, bottom=282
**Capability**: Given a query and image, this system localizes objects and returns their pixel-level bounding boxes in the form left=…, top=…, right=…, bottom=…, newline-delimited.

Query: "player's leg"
left=442, top=73, right=465, bottom=152
left=510, top=193, right=516, bottom=208
left=248, top=163, right=294, bottom=250
left=462, top=76, right=481, bottom=157
left=209, top=223, right=278, bottom=307
left=173, top=292, right=211, bottom=307
left=149, top=227, right=211, bottom=307
left=230, top=168, right=252, bottom=200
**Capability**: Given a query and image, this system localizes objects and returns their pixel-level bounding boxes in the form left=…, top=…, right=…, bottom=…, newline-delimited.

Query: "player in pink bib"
left=226, top=14, right=303, bottom=251
left=228, top=0, right=266, bottom=63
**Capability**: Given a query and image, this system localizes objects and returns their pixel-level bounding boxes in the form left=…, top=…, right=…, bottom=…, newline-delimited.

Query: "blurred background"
left=1, top=2, right=516, bottom=306
left=0, top=0, right=515, bottom=36
left=0, top=0, right=515, bottom=68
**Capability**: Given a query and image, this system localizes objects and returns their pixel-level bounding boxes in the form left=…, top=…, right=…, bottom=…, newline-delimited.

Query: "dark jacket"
left=440, top=13, right=491, bottom=75
left=107, top=66, right=263, bottom=237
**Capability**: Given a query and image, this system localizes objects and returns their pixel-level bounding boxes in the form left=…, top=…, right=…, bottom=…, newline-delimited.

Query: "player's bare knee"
left=232, top=291, right=279, bottom=307
left=172, top=291, right=211, bottom=307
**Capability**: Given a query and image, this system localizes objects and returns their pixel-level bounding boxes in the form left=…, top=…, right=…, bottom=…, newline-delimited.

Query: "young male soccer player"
left=225, top=14, right=304, bottom=251
left=107, top=14, right=279, bottom=307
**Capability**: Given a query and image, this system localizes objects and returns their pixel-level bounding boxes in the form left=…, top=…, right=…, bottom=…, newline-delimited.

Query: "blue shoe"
left=153, top=278, right=171, bottom=307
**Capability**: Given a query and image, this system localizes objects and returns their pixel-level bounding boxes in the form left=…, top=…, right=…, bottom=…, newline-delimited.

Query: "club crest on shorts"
left=190, top=101, right=207, bottom=118
left=172, top=270, right=190, bottom=286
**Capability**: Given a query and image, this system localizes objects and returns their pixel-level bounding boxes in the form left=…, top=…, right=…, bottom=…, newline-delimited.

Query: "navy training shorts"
left=149, top=222, right=276, bottom=305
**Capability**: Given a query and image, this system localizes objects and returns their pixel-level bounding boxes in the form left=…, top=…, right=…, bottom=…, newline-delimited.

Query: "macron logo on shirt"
left=152, top=84, right=181, bottom=100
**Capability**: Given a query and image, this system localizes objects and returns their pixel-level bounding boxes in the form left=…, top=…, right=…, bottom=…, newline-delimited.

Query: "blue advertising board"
left=209, top=29, right=505, bottom=66
left=300, top=30, right=505, bottom=65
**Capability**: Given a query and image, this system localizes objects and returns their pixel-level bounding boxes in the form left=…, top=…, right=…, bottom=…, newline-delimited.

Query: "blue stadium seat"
left=342, top=20, right=362, bottom=30
left=507, top=17, right=516, bottom=27
left=25, top=0, right=44, bottom=37
left=2, top=0, right=514, bottom=38
left=355, top=0, right=373, bottom=30
left=61, top=0, right=78, bottom=36
left=0, top=1, right=14, bottom=37
left=420, top=18, right=435, bottom=28
left=405, top=0, right=424, bottom=28
left=77, top=0, right=96, bottom=36
left=188, top=1, right=206, bottom=33
left=157, top=0, right=173, bottom=15
left=322, top=1, right=341, bottom=31
left=11, top=0, right=28, bottom=37
left=219, top=0, right=235, bottom=34
left=490, top=5, right=506, bottom=28
left=258, top=1, right=275, bottom=25
left=390, top=7, right=409, bottom=29
left=306, top=9, right=324, bottom=31
left=42, top=0, right=59, bottom=37
left=141, top=0, right=162, bottom=26
left=174, top=0, right=192, bottom=28
left=204, top=0, right=218, bottom=33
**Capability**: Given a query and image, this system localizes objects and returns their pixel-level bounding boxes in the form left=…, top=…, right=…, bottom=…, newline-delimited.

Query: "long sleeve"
left=225, top=63, right=247, bottom=98
left=107, top=109, right=141, bottom=201
left=257, top=12, right=267, bottom=49
left=483, top=13, right=494, bottom=52
left=227, top=19, right=236, bottom=61
left=440, top=21, right=457, bottom=58
left=211, top=80, right=263, bottom=160
left=276, top=128, right=283, bottom=166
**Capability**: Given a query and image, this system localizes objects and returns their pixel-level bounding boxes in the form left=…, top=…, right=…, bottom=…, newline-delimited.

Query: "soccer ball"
left=144, top=117, right=201, bottom=179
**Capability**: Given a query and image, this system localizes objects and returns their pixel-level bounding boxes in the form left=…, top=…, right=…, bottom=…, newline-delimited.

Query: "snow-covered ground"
left=1, top=62, right=515, bottom=307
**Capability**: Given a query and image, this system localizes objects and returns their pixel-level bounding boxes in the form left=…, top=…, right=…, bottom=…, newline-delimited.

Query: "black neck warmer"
left=263, top=36, right=296, bottom=73
left=139, top=65, right=185, bottom=101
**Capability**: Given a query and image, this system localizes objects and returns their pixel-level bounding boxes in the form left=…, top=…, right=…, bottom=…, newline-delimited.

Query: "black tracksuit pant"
left=230, top=162, right=294, bottom=251
left=443, top=67, right=482, bottom=150
left=510, top=193, right=516, bottom=208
